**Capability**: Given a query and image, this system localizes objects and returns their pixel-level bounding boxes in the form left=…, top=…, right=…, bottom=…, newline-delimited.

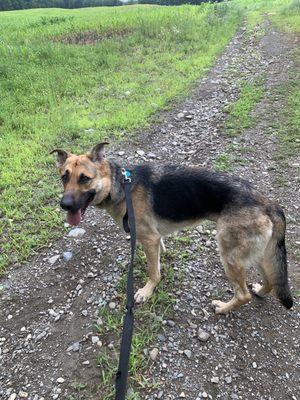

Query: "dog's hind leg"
left=252, top=264, right=272, bottom=298
left=160, top=238, right=166, bottom=254
left=212, top=259, right=251, bottom=314
left=134, top=235, right=161, bottom=303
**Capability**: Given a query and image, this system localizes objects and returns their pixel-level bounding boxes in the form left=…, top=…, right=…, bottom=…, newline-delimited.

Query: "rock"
left=49, top=255, right=60, bottom=265
left=184, top=349, right=192, bottom=358
left=202, top=392, right=208, bottom=398
left=68, top=228, right=86, bottom=238
left=147, top=152, right=157, bottom=159
left=57, top=377, right=65, bottom=383
left=167, top=320, right=175, bottom=327
left=8, top=395, right=17, bottom=400
left=63, top=251, right=73, bottom=262
left=179, top=392, right=186, bottom=398
left=118, top=151, right=125, bottom=156
left=35, top=331, right=47, bottom=342
left=225, top=376, right=232, bottom=384
left=136, top=150, right=145, bottom=157
left=18, top=392, right=28, bottom=398
left=109, top=302, right=116, bottom=309
left=149, top=348, right=159, bottom=361
left=91, top=336, right=99, bottom=344
left=252, top=362, right=257, bottom=368
left=67, top=342, right=80, bottom=352
left=81, top=309, right=88, bottom=317
left=211, top=376, right=219, bottom=384
left=177, top=112, right=185, bottom=119
left=185, top=114, right=193, bottom=119
left=198, top=328, right=210, bottom=342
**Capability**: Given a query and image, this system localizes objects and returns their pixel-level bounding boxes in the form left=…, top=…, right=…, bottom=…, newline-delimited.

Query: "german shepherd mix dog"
left=51, top=143, right=293, bottom=314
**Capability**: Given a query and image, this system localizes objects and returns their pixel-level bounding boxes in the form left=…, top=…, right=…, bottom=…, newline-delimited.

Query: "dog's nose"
left=60, top=195, right=76, bottom=212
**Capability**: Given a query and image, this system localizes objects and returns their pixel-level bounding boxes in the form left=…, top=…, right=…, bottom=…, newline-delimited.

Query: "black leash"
left=115, top=168, right=136, bottom=400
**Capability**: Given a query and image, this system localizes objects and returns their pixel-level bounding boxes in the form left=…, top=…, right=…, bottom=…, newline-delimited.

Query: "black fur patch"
left=132, top=165, right=260, bottom=222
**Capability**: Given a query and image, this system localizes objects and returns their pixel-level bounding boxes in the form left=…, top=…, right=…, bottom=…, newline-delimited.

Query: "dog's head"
left=51, top=142, right=111, bottom=226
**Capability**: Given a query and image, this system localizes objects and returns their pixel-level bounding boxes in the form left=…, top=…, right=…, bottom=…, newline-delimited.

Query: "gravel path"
left=0, top=21, right=299, bottom=400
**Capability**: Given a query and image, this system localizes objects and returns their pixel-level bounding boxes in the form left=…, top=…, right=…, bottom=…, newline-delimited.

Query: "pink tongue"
left=67, top=210, right=81, bottom=226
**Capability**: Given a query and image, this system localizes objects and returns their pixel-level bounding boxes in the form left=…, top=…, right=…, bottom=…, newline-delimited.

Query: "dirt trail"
left=0, top=21, right=299, bottom=400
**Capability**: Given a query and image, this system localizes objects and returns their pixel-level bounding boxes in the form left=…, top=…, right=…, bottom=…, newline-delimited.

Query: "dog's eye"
left=79, top=174, right=91, bottom=184
left=61, top=172, right=69, bottom=184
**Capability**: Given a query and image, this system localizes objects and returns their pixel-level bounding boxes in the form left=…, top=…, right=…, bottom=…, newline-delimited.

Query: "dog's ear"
left=50, top=149, right=70, bottom=167
left=88, top=142, right=109, bottom=163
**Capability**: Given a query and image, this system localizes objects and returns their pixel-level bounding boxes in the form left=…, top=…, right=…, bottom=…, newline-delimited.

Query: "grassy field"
left=0, top=0, right=299, bottom=273
left=0, top=3, right=243, bottom=273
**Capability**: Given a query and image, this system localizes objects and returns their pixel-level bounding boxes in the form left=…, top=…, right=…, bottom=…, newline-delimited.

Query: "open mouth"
left=67, top=206, right=88, bottom=227
left=66, top=190, right=96, bottom=227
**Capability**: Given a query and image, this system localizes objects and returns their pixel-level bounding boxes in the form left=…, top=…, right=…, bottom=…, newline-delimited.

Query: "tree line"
left=0, top=0, right=222, bottom=12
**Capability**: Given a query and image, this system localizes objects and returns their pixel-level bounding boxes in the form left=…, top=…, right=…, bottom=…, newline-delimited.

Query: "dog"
left=51, top=142, right=293, bottom=314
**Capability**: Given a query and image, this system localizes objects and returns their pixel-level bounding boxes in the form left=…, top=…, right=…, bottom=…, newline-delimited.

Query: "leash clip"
left=121, top=168, right=131, bottom=183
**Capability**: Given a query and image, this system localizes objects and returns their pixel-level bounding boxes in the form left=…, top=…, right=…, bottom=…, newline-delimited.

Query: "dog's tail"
left=266, top=206, right=293, bottom=309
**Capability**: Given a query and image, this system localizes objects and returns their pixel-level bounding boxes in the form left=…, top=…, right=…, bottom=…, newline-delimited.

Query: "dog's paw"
left=134, top=285, right=154, bottom=304
left=212, top=299, right=230, bottom=315
left=251, top=283, right=264, bottom=297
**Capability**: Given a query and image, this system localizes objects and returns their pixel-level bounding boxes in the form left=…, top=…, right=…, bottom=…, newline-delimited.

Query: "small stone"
left=109, top=302, right=116, bottom=309
left=68, top=228, right=86, bottom=238
left=179, top=392, right=186, bottom=398
left=147, top=152, right=157, bottom=159
left=18, top=392, right=28, bottom=398
left=8, top=395, right=17, bottom=400
left=252, top=362, right=257, bottom=369
left=167, top=320, right=175, bottom=327
left=21, top=327, right=26, bottom=332
left=225, top=376, right=232, bottom=384
left=82, top=360, right=90, bottom=365
left=202, top=392, right=208, bottom=398
left=211, top=376, right=219, bottom=384
left=49, top=255, right=60, bottom=265
left=198, top=328, right=210, bottom=342
left=7, top=314, right=13, bottom=320
left=91, top=336, right=99, bottom=344
left=185, top=114, right=193, bottom=119
left=158, top=391, right=164, bottom=399
left=63, top=251, right=73, bottom=262
left=67, top=342, right=80, bottom=352
left=136, top=150, right=145, bottom=157
left=81, top=309, right=88, bottom=317
left=149, top=348, right=159, bottom=361
left=118, top=151, right=125, bottom=156
left=57, top=377, right=65, bottom=383
left=184, top=349, right=192, bottom=358
left=177, top=112, right=185, bottom=118
left=35, top=331, right=47, bottom=342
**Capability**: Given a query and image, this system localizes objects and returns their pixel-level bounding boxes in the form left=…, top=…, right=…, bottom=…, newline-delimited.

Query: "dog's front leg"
left=134, top=236, right=161, bottom=304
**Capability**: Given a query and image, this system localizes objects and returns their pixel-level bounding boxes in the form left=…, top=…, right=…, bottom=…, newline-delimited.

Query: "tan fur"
left=55, top=151, right=291, bottom=314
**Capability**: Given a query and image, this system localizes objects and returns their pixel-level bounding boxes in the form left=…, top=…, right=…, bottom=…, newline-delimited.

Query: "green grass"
left=224, top=81, right=265, bottom=137
left=0, top=3, right=243, bottom=273
left=275, top=72, right=300, bottom=160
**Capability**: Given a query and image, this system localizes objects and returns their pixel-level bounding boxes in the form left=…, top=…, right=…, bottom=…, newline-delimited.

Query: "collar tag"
left=121, top=168, right=131, bottom=182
